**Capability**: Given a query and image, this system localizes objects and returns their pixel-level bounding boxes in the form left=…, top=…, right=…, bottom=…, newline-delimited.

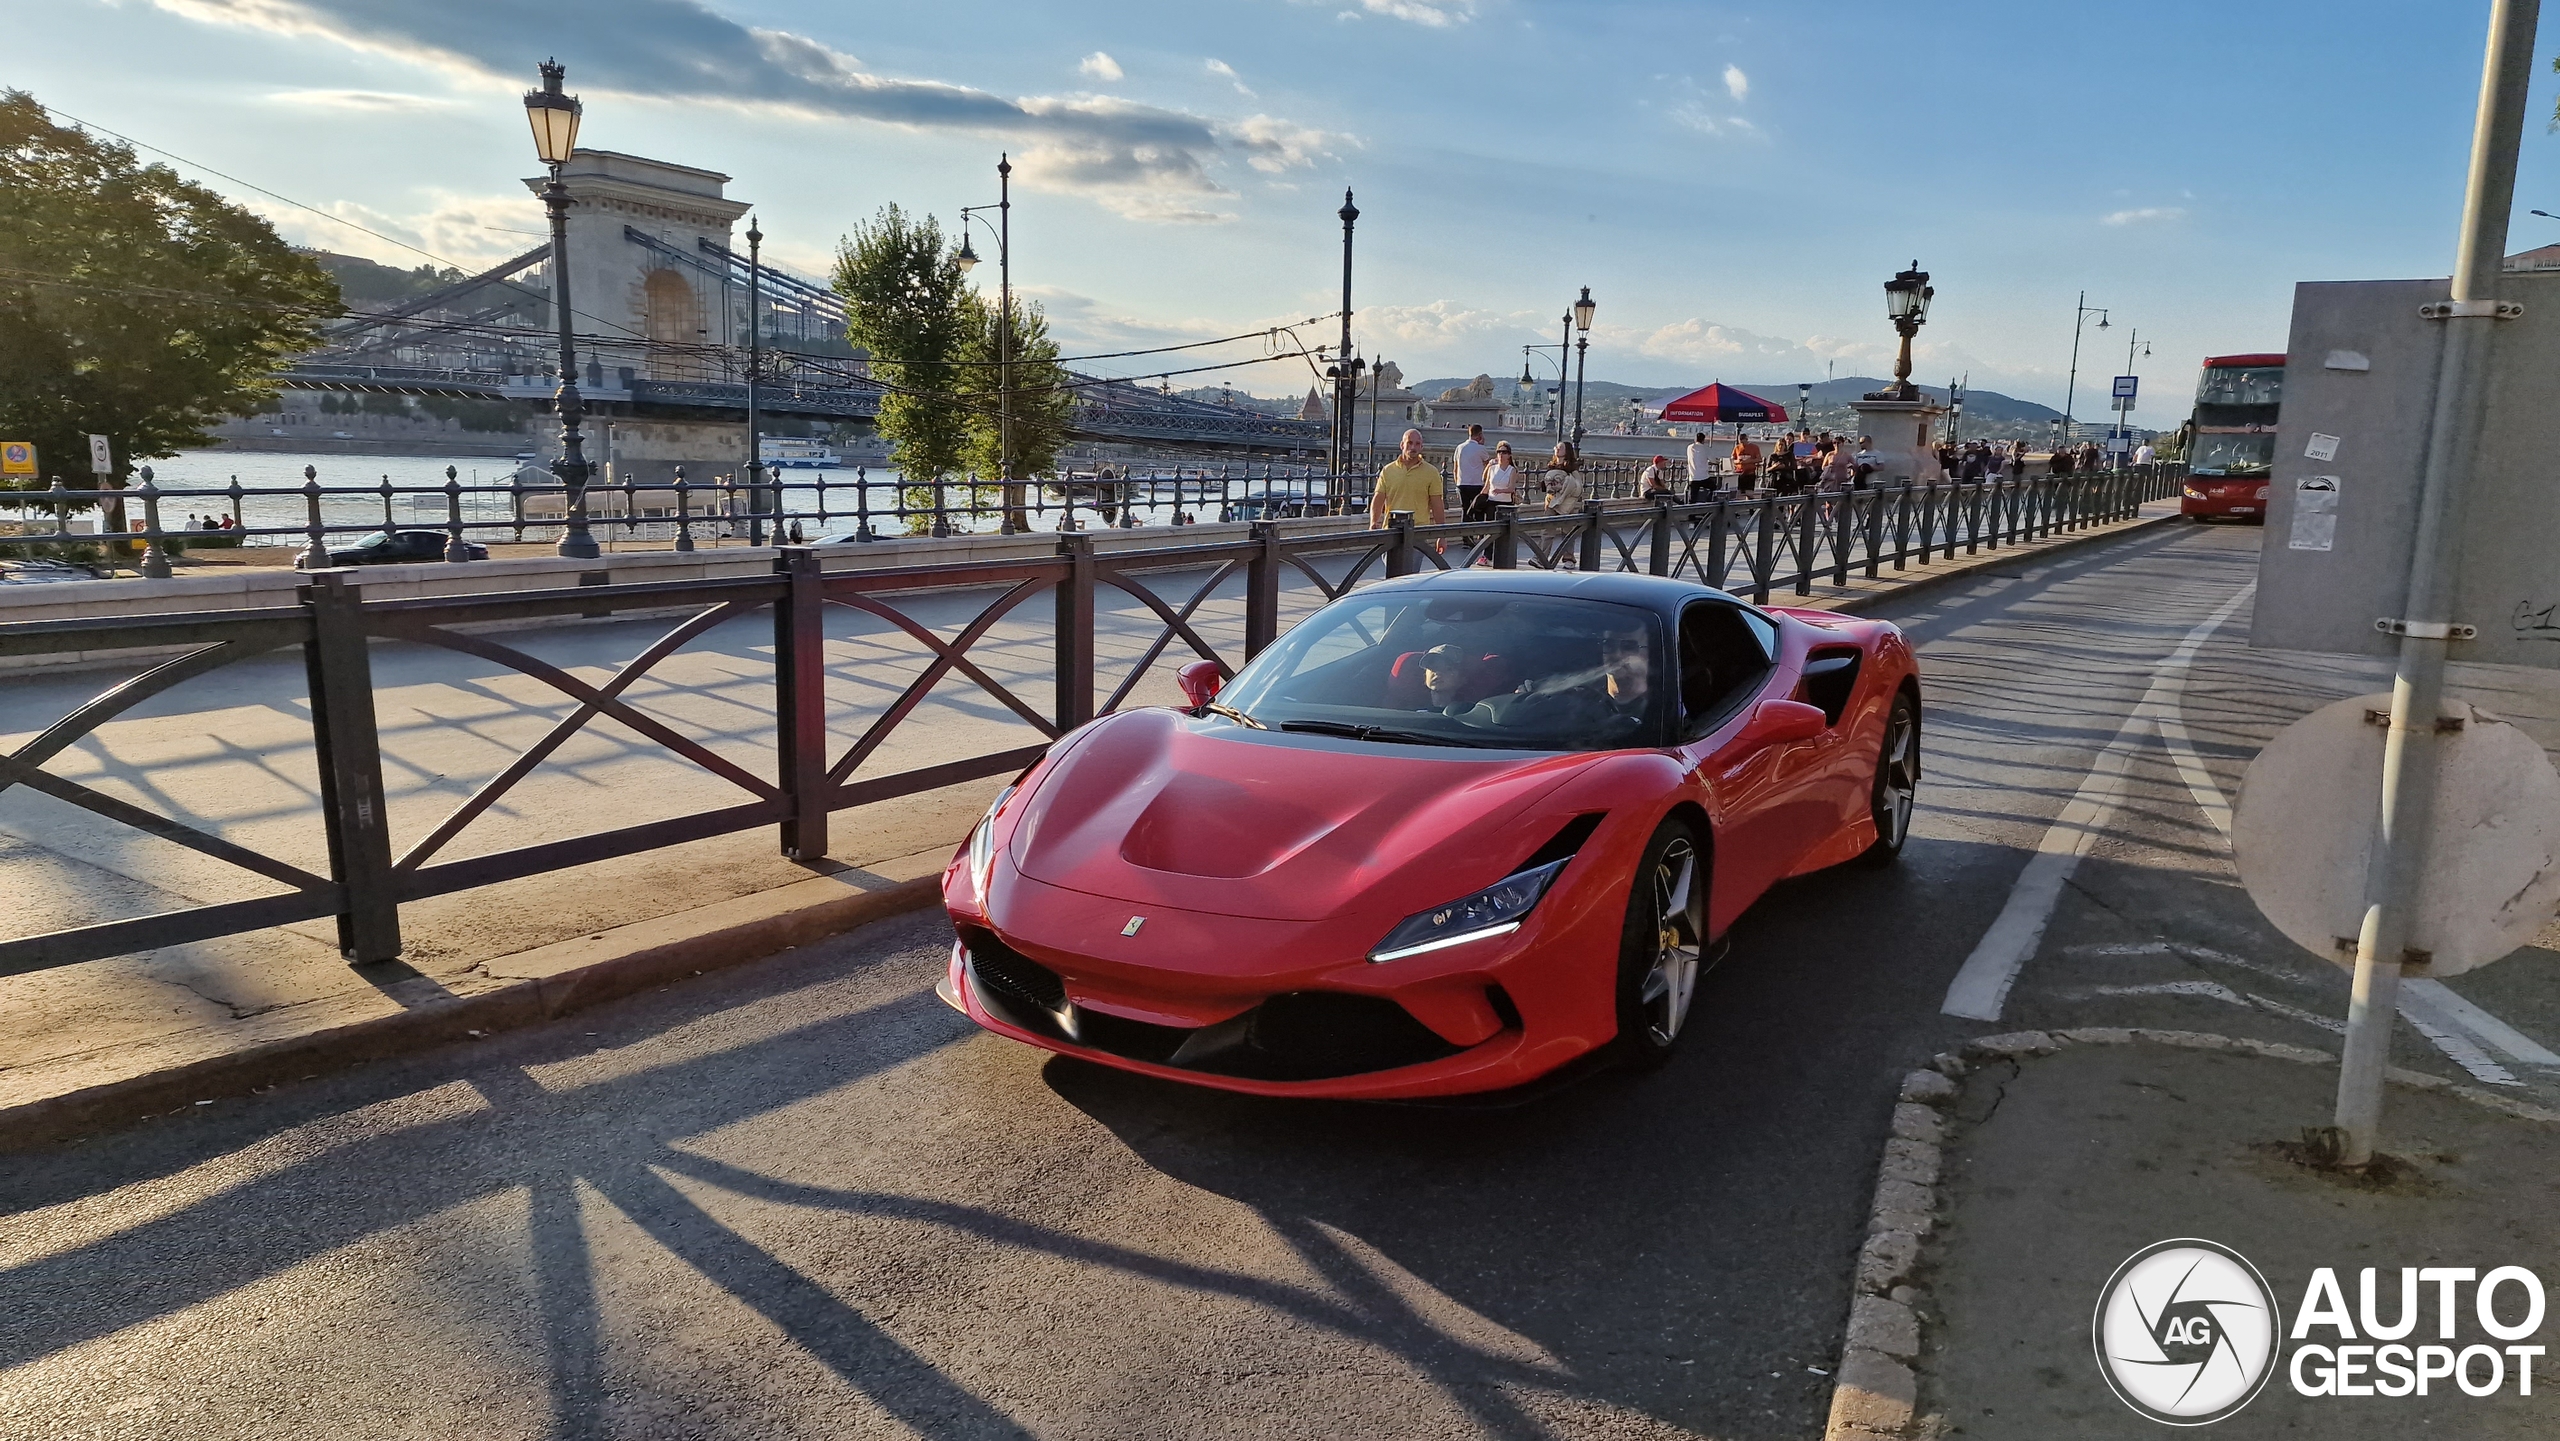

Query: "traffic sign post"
left=0, top=441, right=33, bottom=477
left=2262, top=0, right=2540, bottom=1170
left=87, top=435, right=112, bottom=475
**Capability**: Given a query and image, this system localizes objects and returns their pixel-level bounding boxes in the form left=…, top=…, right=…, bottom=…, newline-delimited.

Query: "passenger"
left=1469, top=623, right=1651, bottom=740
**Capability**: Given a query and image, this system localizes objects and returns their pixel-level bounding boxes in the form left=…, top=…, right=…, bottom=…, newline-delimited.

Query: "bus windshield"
left=2190, top=433, right=2275, bottom=476
left=2195, top=366, right=2283, bottom=408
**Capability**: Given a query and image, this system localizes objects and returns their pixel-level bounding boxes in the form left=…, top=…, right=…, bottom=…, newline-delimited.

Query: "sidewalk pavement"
left=1867, top=1035, right=2560, bottom=1439
left=0, top=499, right=2184, bottom=1150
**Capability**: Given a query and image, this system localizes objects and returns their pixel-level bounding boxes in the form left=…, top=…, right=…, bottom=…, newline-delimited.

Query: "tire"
left=1858, top=691, right=1920, bottom=868
left=1613, top=817, right=1707, bottom=1068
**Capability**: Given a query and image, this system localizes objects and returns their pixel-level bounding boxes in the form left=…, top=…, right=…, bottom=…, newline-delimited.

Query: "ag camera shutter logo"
left=2093, top=1239, right=2282, bottom=1425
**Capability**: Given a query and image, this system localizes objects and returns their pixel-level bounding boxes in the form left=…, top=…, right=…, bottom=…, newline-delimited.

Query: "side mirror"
left=1176, top=659, right=1225, bottom=710
left=1734, top=698, right=1827, bottom=751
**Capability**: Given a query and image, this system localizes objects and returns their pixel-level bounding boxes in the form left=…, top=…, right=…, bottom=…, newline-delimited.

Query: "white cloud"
left=1723, top=64, right=1748, bottom=102
left=1206, top=59, right=1255, bottom=96
left=150, top=0, right=1353, bottom=225
left=1302, top=0, right=1478, bottom=25
left=1078, top=51, right=1123, bottom=83
left=2102, top=206, right=2188, bottom=226
left=265, top=88, right=455, bottom=112
left=1664, top=72, right=1762, bottom=140
left=244, top=189, right=547, bottom=268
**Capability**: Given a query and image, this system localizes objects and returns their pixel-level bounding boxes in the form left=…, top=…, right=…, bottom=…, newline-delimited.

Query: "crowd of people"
left=1368, top=422, right=2165, bottom=532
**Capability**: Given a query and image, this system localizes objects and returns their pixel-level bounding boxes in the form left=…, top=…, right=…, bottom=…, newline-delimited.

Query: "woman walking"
left=1542, top=442, right=1584, bottom=514
left=1475, top=442, right=1517, bottom=520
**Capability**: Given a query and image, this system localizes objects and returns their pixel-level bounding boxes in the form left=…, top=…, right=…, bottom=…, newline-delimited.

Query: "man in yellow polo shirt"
left=1368, top=428, right=1446, bottom=529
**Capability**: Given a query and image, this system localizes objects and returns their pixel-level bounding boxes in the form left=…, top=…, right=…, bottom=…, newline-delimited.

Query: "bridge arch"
left=642, top=268, right=701, bottom=380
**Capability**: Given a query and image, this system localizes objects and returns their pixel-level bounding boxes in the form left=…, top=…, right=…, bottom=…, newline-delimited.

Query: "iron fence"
left=0, top=465, right=2181, bottom=977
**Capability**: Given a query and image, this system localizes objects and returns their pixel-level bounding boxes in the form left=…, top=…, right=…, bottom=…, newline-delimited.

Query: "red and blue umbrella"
left=1657, top=382, right=1788, bottom=424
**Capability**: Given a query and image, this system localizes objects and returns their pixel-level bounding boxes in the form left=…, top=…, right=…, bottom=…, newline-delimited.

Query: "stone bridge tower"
left=523, top=150, right=757, bottom=492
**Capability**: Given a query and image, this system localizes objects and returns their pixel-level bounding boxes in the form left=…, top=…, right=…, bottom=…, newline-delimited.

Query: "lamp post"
left=1334, top=190, right=1358, bottom=488
left=957, top=156, right=1020, bottom=531
left=1880, top=261, right=1935, bottom=402
left=1570, top=286, right=1596, bottom=445
left=1521, top=341, right=1567, bottom=440
left=743, top=214, right=767, bottom=546
left=523, top=59, right=597, bottom=559
left=2063, top=290, right=2109, bottom=445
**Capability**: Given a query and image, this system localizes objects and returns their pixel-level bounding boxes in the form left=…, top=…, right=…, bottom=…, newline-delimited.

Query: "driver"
left=1465, top=623, right=1653, bottom=738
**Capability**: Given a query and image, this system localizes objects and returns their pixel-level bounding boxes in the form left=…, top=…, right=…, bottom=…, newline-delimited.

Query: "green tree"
left=956, top=291, right=1075, bottom=526
left=0, top=90, right=337, bottom=506
left=831, top=205, right=970, bottom=527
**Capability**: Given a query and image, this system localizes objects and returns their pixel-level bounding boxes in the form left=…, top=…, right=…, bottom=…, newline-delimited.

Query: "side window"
left=1678, top=603, right=1779, bottom=736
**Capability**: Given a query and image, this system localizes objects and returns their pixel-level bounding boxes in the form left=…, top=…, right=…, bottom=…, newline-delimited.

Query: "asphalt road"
left=10, top=519, right=2559, bottom=1440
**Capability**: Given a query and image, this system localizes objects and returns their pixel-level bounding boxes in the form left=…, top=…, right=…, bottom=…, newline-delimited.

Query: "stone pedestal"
left=1848, top=393, right=1947, bottom=485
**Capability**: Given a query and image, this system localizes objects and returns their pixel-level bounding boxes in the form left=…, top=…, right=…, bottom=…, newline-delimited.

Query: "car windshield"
left=353, top=531, right=392, bottom=548
left=2190, top=433, right=2276, bottom=476
left=1213, top=589, right=1666, bottom=752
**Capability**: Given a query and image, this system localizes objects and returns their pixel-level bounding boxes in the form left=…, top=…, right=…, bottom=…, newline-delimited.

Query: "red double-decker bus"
left=2180, top=352, right=2283, bottom=522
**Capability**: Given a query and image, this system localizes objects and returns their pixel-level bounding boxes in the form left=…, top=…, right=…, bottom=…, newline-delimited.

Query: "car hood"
left=1009, top=709, right=1597, bottom=922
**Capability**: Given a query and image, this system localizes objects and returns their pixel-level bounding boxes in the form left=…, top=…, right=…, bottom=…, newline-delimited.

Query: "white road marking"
left=2402, top=978, right=2559, bottom=1065
left=1941, top=584, right=2258, bottom=1021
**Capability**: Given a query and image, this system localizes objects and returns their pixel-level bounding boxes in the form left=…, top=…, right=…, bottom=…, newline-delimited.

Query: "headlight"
left=1369, top=859, right=1566, bottom=962
left=968, top=783, right=1019, bottom=900
left=2182, top=487, right=2207, bottom=500
left=2255, top=485, right=2271, bottom=499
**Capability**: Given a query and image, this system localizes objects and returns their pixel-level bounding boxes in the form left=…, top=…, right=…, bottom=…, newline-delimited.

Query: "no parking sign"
left=0, top=441, right=33, bottom=476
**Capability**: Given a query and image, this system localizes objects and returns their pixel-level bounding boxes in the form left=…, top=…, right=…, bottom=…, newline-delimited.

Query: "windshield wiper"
left=1202, top=701, right=1266, bottom=729
left=1278, top=719, right=1492, bottom=748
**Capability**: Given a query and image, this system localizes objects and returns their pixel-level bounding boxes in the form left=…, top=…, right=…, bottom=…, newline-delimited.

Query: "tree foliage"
left=956, top=291, right=1073, bottom=483
left=0, top=90, right=338, bottom=493
left=830, top=204, right=970, bottom=490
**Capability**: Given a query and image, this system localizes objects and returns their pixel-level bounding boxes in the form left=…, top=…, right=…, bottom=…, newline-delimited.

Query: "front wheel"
left=1613, top=818, right=1707, bottom=1068
left=1858, top=692, right=1920, bottom=868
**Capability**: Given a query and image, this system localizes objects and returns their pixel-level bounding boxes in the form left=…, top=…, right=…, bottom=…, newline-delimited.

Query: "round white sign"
left=2232, top=695, right=2560, bottom=977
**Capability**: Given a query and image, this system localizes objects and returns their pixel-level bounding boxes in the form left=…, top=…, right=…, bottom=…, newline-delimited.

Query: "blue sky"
left=10, top=0, right=2557, bottom=414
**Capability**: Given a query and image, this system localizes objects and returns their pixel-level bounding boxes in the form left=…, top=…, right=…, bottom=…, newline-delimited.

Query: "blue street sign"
left=2111, top=374, right=2139, bottom=400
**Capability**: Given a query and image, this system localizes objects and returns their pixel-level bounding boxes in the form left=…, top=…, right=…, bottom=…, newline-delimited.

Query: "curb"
left=1818, top=1029, right=2560, bottom=1439
left=0, top=859, right=949, bottom=1153
left=1820, top=508, right=2185, bottom=619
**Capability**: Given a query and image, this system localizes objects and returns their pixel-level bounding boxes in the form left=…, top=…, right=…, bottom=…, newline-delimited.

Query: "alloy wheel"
left=1877, top=706, right=1918, bottom=848
left=1636, top=836, right=1702, bottom=1045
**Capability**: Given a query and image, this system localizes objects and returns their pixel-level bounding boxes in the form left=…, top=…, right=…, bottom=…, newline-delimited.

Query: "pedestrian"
left=2132, top=439, right=2155, bottom=466
left=1853, top=435, right=1880, bottom=488
left=2049, top=443, right=2074, bottom=477
left=1542, top=441, right=1585, bottom=514
left=1685, top=431, right=1715, bottom=499
left=1453, top=423, right=1490, bottom=521
left=2006, top=440, right=2028, bottom=481
left=1820, top=437, right=1855, bottom=492
left=1641, top=455, right=1674, bottom=502
left=1481, top=442, right=1517, bottom=516
left=1369, top=428, right=1446, bottom=529
left=1730, top=432, right=1764, bottom=494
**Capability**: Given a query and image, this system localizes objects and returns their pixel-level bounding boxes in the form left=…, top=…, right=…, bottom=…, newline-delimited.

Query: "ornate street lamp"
left=959, top=156, right=1020, bottom=530
left=1570, top=286, right=1595, bottom=444
left=523, top=59, right=597, bottom=559
left=2063, top=291, right=2109, bottom=444
left=1879, top=261, right=1934, bottom=403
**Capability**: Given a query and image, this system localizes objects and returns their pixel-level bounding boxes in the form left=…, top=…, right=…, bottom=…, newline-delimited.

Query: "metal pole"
left=1558, top=313, right=1571, bottom=442
left=2331, top=0, right=2537, bottom=1169
left=999, top=155, right=1018, bottom=535
left=1573, top=336, right=1589, bottom=445
left=1335, top=190, right=1358, bottom=485
left=545, top=160, right=598, bottom=559
left=745, top=216, right=766, bottom=548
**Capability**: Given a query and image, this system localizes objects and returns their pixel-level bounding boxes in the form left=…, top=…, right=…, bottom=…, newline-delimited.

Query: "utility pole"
left=997, top=155, right=1014, bottom=533
left=2329, top=0, right=2538, bottom=1168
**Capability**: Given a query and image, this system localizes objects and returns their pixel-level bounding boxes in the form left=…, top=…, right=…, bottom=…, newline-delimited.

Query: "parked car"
left=309, top=529, right=487, bottom=567
left=940, top=568, right=1922, bottom=1099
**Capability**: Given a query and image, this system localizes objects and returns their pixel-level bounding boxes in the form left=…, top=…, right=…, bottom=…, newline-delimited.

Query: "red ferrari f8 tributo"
left=940, top=570, right=1920, bottom=1098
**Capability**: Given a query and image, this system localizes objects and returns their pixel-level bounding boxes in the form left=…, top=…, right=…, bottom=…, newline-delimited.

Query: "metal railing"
left=2, top=454, right=1671, bottom=568
left=0, top=465, right=2181, bottom=976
